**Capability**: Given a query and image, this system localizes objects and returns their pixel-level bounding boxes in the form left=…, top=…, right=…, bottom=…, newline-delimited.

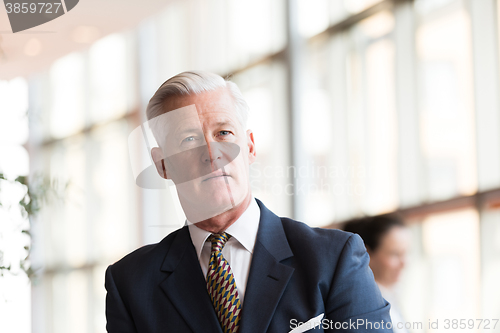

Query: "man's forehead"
left=161, top=104, right=199, bottom=123
left=149, top=105, right=199, bottom=133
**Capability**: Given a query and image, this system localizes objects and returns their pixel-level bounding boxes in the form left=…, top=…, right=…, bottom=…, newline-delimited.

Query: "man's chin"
left=181, top=199, right=235, bottom=224
left=175, top=177, right=250, bottom=223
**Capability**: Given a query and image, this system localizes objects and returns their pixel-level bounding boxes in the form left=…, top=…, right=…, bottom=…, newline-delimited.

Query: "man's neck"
left=194, top=194, right=253, bottom=234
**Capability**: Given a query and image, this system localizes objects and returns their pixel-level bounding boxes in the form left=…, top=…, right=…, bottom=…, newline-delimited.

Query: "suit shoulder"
left=109, top=227, right=183, bottom=272
left=280, top=217, right=354, bottom=252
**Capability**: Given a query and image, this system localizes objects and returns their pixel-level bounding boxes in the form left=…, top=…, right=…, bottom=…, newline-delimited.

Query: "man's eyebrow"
left=214, top=120, right=237, bottom=128
left=172, top=120, right=237, bottom=139
left=174, top=127, right=203, bottom=138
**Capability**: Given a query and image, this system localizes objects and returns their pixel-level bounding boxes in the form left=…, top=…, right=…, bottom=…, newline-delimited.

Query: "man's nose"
left=201, top=141, right=224, bottom=165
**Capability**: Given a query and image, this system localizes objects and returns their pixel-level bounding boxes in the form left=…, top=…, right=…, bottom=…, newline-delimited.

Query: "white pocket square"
left=288, top=313, right=325, bottom=333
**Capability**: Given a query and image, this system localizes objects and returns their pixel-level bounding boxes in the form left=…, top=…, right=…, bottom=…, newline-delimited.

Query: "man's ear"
left=151, top=147, right=168, bottom=179
left=246, top=129, right=256, bottom=164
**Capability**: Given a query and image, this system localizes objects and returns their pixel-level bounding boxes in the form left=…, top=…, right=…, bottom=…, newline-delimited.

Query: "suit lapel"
left=159, top=227, right=222, bottom=333
left=239, top=199, right=295, bottom=333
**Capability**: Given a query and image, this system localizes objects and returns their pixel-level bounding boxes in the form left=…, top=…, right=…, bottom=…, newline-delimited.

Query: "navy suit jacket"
left=105, top=199, right=393, bottom=332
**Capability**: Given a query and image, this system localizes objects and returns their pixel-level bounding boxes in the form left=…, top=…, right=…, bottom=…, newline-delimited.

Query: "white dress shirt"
left=378, top=284, right=409, bottom=333
left=187, top=197, right=261, bottom=305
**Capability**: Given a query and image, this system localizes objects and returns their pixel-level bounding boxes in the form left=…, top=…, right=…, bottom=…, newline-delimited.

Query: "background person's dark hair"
left=342, top=214, right=405, bottom=252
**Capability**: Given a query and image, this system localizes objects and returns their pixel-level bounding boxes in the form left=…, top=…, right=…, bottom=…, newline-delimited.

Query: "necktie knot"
left=208, top=232, right=231, bottom=253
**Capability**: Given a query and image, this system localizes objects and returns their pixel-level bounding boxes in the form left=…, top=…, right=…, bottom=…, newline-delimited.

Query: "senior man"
left=105, top=70, right=393, bottom=333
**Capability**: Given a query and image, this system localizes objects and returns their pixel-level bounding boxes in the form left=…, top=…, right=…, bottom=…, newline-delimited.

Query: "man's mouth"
left=202, top=172, right=230, bottom=182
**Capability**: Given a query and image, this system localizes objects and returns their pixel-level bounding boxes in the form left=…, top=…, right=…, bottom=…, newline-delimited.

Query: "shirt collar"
left=187, top=197, right=261, bottom=260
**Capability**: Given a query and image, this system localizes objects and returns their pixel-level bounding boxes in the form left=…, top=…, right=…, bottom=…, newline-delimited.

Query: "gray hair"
left=146, top=70, right=249, bottom=129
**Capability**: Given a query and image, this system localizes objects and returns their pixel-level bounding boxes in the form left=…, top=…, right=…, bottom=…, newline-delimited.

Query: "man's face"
left=151, top=88, right=256, bottom=223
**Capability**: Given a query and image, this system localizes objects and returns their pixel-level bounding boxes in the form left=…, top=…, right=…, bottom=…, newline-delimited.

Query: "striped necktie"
left=206, top=233, right=242, bottom=333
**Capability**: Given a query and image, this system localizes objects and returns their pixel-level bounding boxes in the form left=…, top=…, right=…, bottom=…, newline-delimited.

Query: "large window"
left=8, top=0, right=499, bottom=332
left=416, top=0, right=477, bottom=201
left=296, top=9, right=398, bottom=226
left=29, top=33, right=139, bottom=333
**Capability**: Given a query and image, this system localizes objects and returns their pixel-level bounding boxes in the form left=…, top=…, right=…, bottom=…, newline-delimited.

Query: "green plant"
left=0, top=173, right=66, bottom=280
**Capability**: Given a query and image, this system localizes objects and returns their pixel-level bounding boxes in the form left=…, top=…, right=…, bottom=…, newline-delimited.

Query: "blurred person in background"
left=343, top=214, right=410, bottom=333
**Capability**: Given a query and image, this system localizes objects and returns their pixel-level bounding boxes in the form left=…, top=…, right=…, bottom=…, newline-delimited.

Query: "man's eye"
left=182, top=136, right=195, bottom=143
left=219, top=130, right=231, bottom=136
